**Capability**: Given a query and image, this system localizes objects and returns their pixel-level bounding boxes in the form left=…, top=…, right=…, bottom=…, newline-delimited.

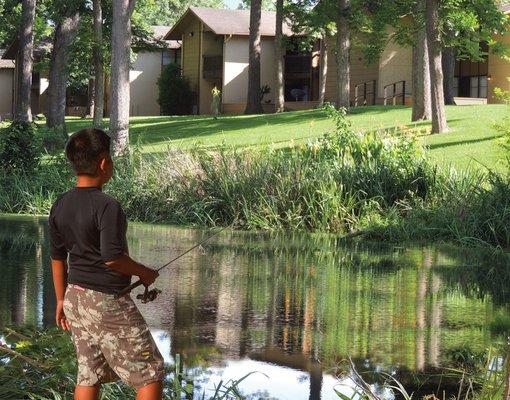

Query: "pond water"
left=1, top=214, right=509, bottom=399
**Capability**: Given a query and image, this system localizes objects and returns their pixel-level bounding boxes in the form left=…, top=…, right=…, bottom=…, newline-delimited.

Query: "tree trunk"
left=425, top=0, right=449, bottom=133
left=92, top=0, right=105, bottom=127
left=319, top=36, right=328, bottom=106
left=274, top=0, right=284, bottom=113
left=411, top=0, right=431, bottom=122
left=442, top=45, right=456, bottom=105
left=46, top=12, right=82, bottom=135
left=244, top=0, right=263, bottom=114
left=14, top=0, right=36, bottom=123
left=110, top=0, right=136, bottom=155
left=335, top=0, right=350, bottom=109
left=89, top=78, right=95, bottom=118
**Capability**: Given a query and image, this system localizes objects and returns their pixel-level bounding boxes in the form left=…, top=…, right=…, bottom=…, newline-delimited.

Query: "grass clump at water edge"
left=1, top=327, right=508, bottom=400
left=0, top=327, right=256, bottom=399
left=1, top=105, right=510, bottom=249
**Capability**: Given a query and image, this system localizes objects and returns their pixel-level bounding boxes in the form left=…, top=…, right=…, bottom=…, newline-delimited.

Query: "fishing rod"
left=114, top=227, right=226, bottom=301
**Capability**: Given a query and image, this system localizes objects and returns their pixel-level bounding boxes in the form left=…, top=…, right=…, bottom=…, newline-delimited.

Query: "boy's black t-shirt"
left=48, top=187, right=131, bottom=294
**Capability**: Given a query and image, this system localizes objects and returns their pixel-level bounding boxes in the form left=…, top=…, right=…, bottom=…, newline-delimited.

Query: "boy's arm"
left=105, top=255, right=158, bottom=286
left=51, top=258, right=70, bottom=331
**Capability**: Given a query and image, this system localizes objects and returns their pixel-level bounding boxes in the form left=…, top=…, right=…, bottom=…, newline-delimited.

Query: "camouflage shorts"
left=63, top=284, right=165, bottom=389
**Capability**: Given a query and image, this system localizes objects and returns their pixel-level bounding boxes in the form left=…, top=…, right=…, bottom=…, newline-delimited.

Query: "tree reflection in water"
left=0, top=215, right=508, bottom=399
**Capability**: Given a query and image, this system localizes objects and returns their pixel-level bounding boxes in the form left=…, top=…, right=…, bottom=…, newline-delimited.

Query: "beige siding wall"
left=199, top=31, right=223, bottom=114
left=0, top=68, right=13, bottom=119
left=181, top=18, right=201, bottom=112
left=377, top=29, right=412, bottom=98
left=488, top=31, right=510, bottom=104
left=223, top=36, right=275, bottom=106
left=129, top=51, right=162, bottom=116
left=324, top=37, right=379, bottom=104
left=39, top=71, right=49, bottom=115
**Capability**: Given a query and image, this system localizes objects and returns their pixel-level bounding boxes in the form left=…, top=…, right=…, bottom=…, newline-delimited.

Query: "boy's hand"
left=139, top=268, right=159, bottom=286
left=55, top=300, right=70, bottom=331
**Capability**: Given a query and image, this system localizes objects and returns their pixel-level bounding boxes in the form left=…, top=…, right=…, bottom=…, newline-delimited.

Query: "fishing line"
left=114, top=226, right=227, bottom=301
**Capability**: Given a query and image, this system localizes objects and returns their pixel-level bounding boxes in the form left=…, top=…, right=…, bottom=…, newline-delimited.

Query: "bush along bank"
left=0, top=105, right=509, bottom=249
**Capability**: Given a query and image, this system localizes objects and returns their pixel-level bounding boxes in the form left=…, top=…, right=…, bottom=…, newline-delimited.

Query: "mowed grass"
left=63, top=104, right=509, bottom=170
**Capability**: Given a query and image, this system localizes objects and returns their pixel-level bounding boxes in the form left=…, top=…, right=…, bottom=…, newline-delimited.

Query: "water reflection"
left=0, top=215, right=509, bottom=399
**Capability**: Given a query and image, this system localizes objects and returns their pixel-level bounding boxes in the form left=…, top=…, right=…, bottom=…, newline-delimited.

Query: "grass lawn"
left=63, top=104, right=508, bottom=171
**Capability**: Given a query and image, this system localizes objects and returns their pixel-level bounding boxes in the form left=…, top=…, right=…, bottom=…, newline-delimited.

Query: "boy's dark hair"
left=65, top=128, right=111, bottom=175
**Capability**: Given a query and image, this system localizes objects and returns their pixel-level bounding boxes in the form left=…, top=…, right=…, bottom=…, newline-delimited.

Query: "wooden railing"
left=203, top=55, right=223, bottom=80
left=353, top=80, right=376, bottom=106
left=383, top=80, right=406, bottom=105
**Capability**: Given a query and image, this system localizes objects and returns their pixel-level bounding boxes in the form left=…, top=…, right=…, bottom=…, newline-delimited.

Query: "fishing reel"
left=136, top=285, right=161, bottom=303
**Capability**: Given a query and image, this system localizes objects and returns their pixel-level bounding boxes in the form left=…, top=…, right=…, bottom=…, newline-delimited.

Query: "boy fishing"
left=48, top=128, right=165, bottom=400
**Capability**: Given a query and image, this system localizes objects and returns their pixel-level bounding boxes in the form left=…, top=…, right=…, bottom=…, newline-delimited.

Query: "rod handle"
left=114, top=279, right=144, bottom=299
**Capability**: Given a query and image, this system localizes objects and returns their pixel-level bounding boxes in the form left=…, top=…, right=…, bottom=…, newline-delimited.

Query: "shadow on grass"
left=426, top=134, right=502, bottom=150
left=64, top=110, right=331, bottom=146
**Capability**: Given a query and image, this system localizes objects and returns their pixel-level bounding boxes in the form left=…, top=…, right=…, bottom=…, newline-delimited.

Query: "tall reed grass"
left=0, top=105, right=509, bottom=248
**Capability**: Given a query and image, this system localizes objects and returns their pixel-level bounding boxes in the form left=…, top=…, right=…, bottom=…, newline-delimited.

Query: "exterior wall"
left=488, top=31, right=510, bottom=104
left=0, top=68, right=14, bottom=119
left=377, top=29, right=412, bottom=99
left=324, top=37, right=379, bottom=104
left=199, top=31, right=223, bottom=115
left=129, top=51, right=162, bottom=116
left=181, top=17, right=201, bottom=112
left=39, top=71, right=49, bottom=115
left=222, top=35, right=275, bottom=110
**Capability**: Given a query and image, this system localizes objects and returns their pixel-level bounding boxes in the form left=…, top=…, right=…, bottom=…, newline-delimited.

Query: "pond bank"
left=1, top=107, right=509, bottom=250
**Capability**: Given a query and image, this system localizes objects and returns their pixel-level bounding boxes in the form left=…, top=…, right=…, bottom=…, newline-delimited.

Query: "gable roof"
left=145, top=25, right=181, bottom=49
left=165, top=7, right=293, bottom=39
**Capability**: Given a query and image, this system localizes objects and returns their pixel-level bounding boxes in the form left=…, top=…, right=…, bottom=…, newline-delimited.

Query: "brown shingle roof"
left=148, top=25, right=181, bottom=49
left=165, top=7, right=293, bottom=39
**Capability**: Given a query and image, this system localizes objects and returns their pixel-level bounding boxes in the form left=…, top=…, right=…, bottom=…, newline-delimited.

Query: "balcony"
left=203, top=55, right=223, bottom=80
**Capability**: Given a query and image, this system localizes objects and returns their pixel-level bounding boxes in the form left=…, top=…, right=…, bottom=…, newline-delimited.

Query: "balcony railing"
left=353, top=80, right=376, bottom=106
left=383, top=80, right=406, bottom=106
left=284, top=54, right=311, bottom=75
left=203, top=55, right=223, bottom=80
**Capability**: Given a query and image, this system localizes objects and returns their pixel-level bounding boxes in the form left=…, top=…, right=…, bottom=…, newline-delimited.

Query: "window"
left=469, top=76, right=488, bottom=98
left=162, top=51, right=172, bottom=66
left=453, top=77, right=459, bottom=97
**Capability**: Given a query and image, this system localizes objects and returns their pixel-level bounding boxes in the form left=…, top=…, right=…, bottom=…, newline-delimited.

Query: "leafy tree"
left=109, top=0, right=137, bottom=155
left=140, top=0, right=225, bottom=26
left=237, top=0, right=274, bottom=11
left=158, top=63, right=193, bottom=115
left=0, top=0, right=49, bottom=49
left=411, top=0, right=431, bottom=121
left=441, top=0, right=508, bottom=105
left=15, top=0, right=36, bottom=123
left=274, top=0, right=284, bottom=112
left=46, top=0, right=85, bottom=134
left=287, top=0, right=390, bottom=110
left=92, top=0, right=104, bottom=127
left=286, top=0, right=336, bottom=106
left=426, top=0, right=449, bottom=133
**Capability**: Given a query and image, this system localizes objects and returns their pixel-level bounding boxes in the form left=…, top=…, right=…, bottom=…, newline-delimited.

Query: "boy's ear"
left=98, top=156, right=108, bottom=173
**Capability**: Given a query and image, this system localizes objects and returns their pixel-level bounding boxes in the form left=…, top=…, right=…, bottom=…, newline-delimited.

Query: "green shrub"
left=0, top=121, right=41, bottom=171
left=38, top=125, right=67, bottom=152
left=157, top=63, right=194, bottom=115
